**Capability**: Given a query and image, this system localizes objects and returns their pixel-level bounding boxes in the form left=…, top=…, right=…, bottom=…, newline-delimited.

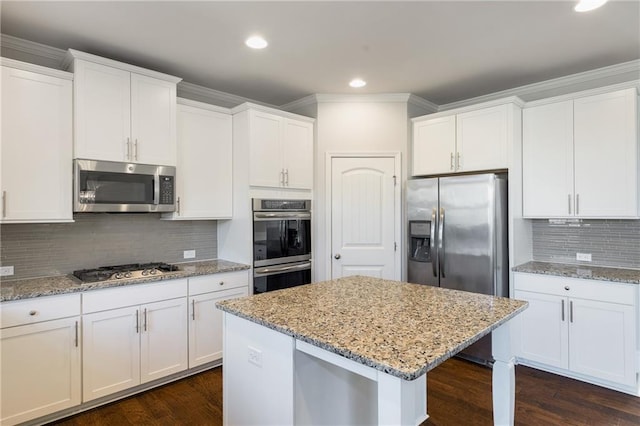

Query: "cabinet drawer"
left=1, top=293, right=81, bottom=328
left=188, top=271, right=249, bottom=296
left=83, top=278, right=187, bottom=314
left=514, top=272, right=636, bottom=305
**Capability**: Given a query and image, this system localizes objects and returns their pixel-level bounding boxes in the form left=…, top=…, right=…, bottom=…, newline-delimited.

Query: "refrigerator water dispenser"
left=409, top=221, right=431, bottom=262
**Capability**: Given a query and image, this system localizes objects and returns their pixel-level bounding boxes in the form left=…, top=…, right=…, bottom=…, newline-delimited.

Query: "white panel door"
left=331, top=157, right=397, bottom=279
left=130, top=73, right=177, bottom=166
left=568, top=298, right=636, bottom=386
left=73, top=59, right=131, bottom=162
left=1, top=317, right=81, bottom=426
left=249, top=110, right=283, bottom=187
left=573, top=88, right=638, bottom=218
left=412, top=116, right=456, bottom=176
left=282, top=118, right=314, bottom=189
left=140, top=298, right=188, bottom=384
left=522, top=101, right=574, bottom=218
left=456, top=104, right=508, bottom=172
left=82, top=306, right=140, bottom=401
left=188, top=286, right=249, bottom=368
left=1, top=66, right=73, bottom=222
left=513, top=290, right=568, bottom=369
left=173, top=104, right=232, bottom=219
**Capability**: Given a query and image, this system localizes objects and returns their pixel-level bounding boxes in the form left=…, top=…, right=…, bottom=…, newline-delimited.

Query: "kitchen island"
left=217, top=276, right=528, bottom=426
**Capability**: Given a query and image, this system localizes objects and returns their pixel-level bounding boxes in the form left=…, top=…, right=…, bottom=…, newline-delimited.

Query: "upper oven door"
left=74, top=159, right=175, bottom=212
left=253, top=212, right=311, bottom=267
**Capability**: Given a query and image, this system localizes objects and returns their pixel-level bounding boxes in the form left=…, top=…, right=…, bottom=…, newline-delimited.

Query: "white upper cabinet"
left=164, top=100, right=232, bottom=220
left=234, top=104, right=314, bottom=190
left=0, top=60, right=73, bottom=223
left=66, top=49, right=180, bottom=166
left=412, top=100, right=519, bottom=176
left=523, top=87, right=639, bottom=218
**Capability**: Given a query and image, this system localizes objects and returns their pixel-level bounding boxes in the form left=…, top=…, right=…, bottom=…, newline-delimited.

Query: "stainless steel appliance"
left=74, top=159, right=176, bottom=213
left=252, top=199, right=312, bottom=294
left=73, top=262, right=180, bottom=283
left=407, top=173, right=508, bottom=365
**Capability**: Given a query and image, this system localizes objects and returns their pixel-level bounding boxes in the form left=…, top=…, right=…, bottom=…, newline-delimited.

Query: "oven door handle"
left=254, top=212, right=311, bottom=220
left=254, top=262, right=312, bottom=276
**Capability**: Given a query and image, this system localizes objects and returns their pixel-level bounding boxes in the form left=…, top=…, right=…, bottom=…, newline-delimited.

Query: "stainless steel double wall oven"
left=252, top=199, right=312, bottom=294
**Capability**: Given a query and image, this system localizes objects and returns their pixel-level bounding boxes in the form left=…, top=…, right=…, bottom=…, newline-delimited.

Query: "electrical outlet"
left=576, top=253, right=592, bottom=262
left=0, top=266, right=14, bottom=276
left=248, top=346, right=262, bottom=367
left=183, top=250, right=196, bottom=259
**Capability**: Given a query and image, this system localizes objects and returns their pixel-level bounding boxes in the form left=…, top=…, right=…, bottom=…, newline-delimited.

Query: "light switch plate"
left=576, top=253, right=592, bottom=262
left=183, top=250, right=196, bottom=259
left=0, top=266, right=14, bottom=276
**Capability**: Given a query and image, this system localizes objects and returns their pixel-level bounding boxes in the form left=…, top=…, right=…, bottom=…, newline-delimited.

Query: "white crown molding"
left=412, top=96, right=525, bottom=122
left=524, top=81, right=640, bottom=108
left=0, top=57, right=73, bottom=80
left=407, top=94, right=438, bottom=113
left=231, top=102, right=315, bottom=122
left=1, top=34, right=66, bottom=63
left=178, top=81, right=276, bottom=109
left=177, top=97, right=232, bottom=114
left=281, top=93, right=439, bottom=113
left=439, top=59, right=640, bottom=111
left=279, top=94, right=319, bottom=112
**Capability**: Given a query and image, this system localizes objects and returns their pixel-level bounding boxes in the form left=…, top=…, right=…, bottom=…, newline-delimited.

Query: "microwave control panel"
left=159, top=175, right=175, bottom=205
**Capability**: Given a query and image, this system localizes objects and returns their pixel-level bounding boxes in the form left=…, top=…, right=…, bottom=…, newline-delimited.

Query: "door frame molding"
left=324, top=152, right=402, bottom=281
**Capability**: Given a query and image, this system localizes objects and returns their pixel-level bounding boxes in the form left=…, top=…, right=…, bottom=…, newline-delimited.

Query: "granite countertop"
left=0, top=259, right=250, bottom=302
left=513, top=261, right=640, bottom=285
left=216, top=276, right=528, bottom=381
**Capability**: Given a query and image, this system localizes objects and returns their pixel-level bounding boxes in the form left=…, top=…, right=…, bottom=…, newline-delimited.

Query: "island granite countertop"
left=513, top=261, right=640, bottom=285
left=0, top=259, right=250, bottom=302
left=216, top=276, right=528, bottom=381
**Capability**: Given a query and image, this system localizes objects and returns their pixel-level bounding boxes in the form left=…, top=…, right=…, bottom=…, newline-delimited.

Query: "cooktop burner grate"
left=73, top=262, right=180, bottom=283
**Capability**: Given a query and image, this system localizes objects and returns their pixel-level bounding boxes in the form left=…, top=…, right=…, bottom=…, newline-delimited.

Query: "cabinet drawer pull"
left=144, top=308, right=148, bottom=332
left=126, top=137, right=131, bottom=160
left=134, top=139, right=139, bottom=161
left=569, top=301, right=574, bottom=323
left=136, top=310, right=139, bottom=333
left=75, top=321, right=79, bottom=347
left=192, top=299, right=196, bottom=321
left=456, top=152, right=461, bottom=170
left=2, top=190, right=6, bottom=218
left=576, top=194, right=580, bottom=215
left=561, top=300, right=565, bottom=322
left=28, top=310, right=37, bottom=316
left=450, top=153, right=454, bottom=170
left=568, top=194, right=571, bottom=215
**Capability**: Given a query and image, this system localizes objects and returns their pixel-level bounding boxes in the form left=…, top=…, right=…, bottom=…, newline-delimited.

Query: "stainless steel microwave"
left=74, top=159, right=176, bottom=213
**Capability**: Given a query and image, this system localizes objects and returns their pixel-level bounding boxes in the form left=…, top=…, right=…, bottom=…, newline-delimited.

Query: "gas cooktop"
left=73, top=262, right=180, bottom=283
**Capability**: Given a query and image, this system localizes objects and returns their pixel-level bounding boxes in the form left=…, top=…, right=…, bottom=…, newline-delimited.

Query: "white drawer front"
left=82, top=278, right=188, bottom=313
left=514, top=272, right=636, bottom=305
left=1, top=293, right=81, bottom=328
left=188, top=271, right=249, bottom=296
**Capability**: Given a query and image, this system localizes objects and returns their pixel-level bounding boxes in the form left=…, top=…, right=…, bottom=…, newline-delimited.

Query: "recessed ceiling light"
left=349, top=78, right=367, bottom=88
left=574, top=0, right=608, bottom=12
left=245, top=36, right=268, bottom=49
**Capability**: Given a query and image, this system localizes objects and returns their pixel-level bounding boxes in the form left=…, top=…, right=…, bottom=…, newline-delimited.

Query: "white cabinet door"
left=456, top=104, right=509, bottom=172
left=188, top=286, right=249, bottom=368
left=282, top=118, right=313, bottom=189
left=573, top=88, right=638, bottom=218
left=412, top=116, right=456, bottom=176
left=522, top=101, right=574, bottom=218
left=130, top=73, right=177, bottom=166
left=568, top=298, right=636, bottom=386
left=73, top=59, right=131, bottom=162
left=140, top=298, right=188, bottom=384
left=169, top=104, right=232, bottom=219
left=249, top=110, right=284, bottom=187
left=82, top=306, right=140, bottom=401
left=513, top=290, right=569, bottom=369
left=1, top=317, right=81, bottom=426
left=1, top=66, right=73, bottom=223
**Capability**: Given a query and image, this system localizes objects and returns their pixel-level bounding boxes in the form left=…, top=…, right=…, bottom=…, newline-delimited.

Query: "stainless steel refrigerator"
left=407, top=173, right=508, bottom=365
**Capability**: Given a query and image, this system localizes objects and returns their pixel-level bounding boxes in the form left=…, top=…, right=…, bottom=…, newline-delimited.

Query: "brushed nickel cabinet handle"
left=450, top=153, right=454, bottom=170
left=568, top=194, right=571, bottom=215
left=134, top=139, right=139, bottom=161
left=136, top=310, right=139, bottom=333
left=177, top=197, right=181, bottom=215
left=126, top=137, right=131, bottom=160
left=285, top=169, right=289, bottom=186
left=570, top=301, right=574, bottom=323
left=192, top=299, right=196, bottom=321
left=456, top=152, right=461, bottom=170
left=75, top=321, right=79, bottom=347
left=2, top=190, right=6, bottom=218
left=144, top=308, right=148, bottom=331
left=561, top=300, right=565, bottom=322
left=576, top=194, right=580, bottom=215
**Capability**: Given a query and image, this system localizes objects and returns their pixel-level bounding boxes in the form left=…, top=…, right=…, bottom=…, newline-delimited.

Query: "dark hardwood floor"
left=50, top=358, right=640, bottom=426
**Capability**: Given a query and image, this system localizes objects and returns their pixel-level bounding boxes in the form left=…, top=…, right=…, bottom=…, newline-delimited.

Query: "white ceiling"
left=1, top=1, right=639, bottom=106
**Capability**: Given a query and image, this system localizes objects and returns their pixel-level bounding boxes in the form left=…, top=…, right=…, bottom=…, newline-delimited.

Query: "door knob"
left=334, top=254, right=341, bottom=259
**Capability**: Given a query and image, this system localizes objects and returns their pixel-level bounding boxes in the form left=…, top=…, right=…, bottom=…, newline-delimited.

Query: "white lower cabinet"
left=0, top=294, right=81, bottom=426
left=188, top=271, right=250, bottom=368
left=82, top=279, right=188, bottom=402
left=514, top=273, right=638, bottom=391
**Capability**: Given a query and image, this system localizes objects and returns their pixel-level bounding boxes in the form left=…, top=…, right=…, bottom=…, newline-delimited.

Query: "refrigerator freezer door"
left=407, top=178, right=439, bottom=286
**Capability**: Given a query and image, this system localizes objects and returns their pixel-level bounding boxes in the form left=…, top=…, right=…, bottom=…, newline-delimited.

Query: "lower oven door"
left=253, top=261, right=312, bottom=294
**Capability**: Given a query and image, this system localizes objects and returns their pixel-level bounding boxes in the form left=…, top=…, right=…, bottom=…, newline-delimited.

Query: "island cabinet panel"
left=523, top=87, right=639, bottom=218
left=513, top=272, right=638, bottom=392
left=1, top=292, right=81, bottom=426
left=1, top=64, right=73, bottom=223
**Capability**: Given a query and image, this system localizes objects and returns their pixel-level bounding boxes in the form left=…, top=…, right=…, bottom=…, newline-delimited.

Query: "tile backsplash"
left=532, top=219, right=640, bottom=269
left=0, top=214, right=217, bottom=280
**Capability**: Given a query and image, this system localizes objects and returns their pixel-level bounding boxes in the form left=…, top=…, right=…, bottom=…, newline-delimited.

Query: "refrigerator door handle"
left=431, top=208, right=437, bottom=277
left=438, top=207, right=445, bottom=278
